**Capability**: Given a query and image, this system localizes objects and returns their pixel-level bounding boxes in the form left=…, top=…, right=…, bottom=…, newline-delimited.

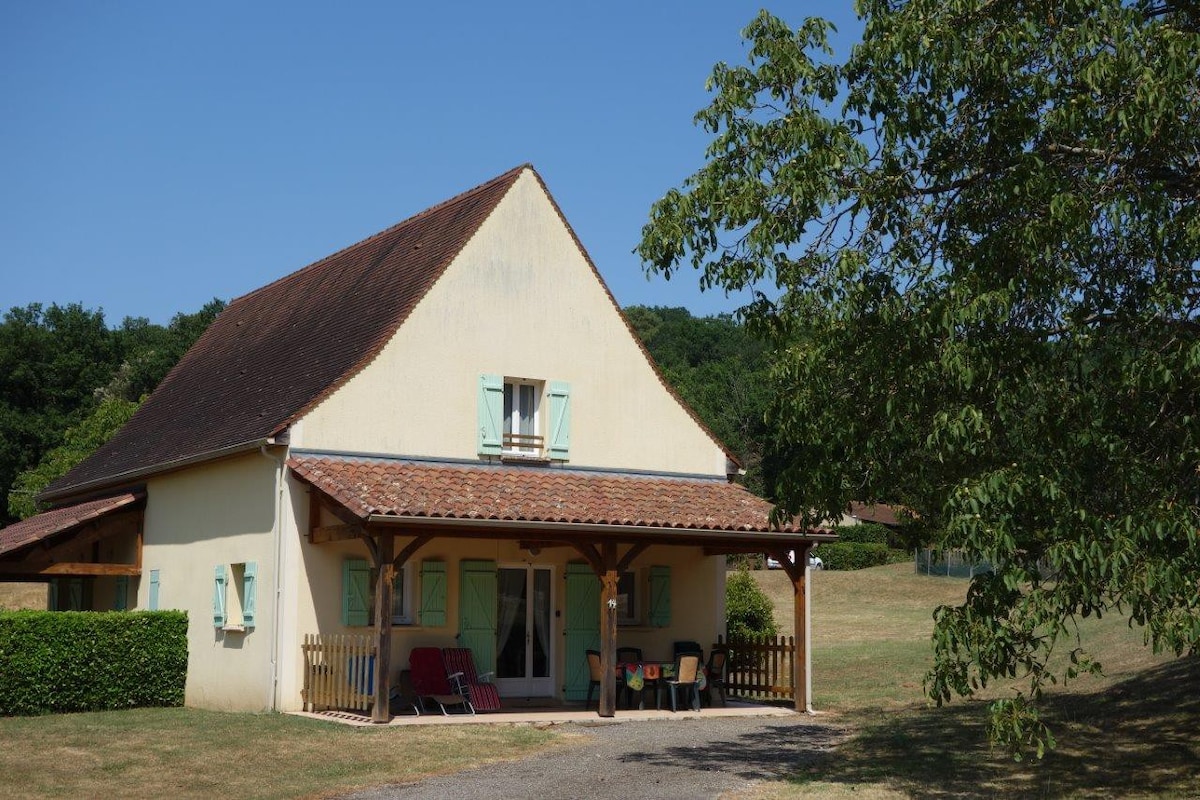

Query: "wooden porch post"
left=792, top=544, right=811, bottom=713
left=599, top=542, right=619, bottom=718
left=372, top=532, right=395, bottom=723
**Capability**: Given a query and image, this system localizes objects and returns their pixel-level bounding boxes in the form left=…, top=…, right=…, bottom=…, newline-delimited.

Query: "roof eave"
left=39, top=437, right=282, bottom=504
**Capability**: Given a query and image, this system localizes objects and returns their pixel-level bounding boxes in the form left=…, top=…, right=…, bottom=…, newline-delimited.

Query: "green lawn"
left=739, top=564, right=1200, bottom=799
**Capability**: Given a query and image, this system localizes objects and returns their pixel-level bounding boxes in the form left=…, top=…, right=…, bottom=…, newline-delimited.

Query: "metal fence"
left=914, top=548, right=993, bottom=578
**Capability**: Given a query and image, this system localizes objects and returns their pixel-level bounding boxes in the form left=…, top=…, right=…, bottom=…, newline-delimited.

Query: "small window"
left=214, top=562, right=257, bottom=631
left=503, top=380, right=543, bottom=455
left=379, top=564, right=412, bottom=625
left=616, top=570, right=638, bottom=626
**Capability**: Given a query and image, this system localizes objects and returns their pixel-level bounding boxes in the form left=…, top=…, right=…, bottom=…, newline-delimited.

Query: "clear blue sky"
left=1, top=2, right=863, bottom=325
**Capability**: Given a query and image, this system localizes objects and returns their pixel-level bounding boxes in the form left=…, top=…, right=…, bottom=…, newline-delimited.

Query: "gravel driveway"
left=338, top=714, right=845, bottom=800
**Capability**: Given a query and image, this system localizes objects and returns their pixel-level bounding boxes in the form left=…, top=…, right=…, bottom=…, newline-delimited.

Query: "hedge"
left=819, top=542, right=911, bottom=571
left=0, top=610, right=187, bottom=716
left=836, top=523, right=892, bottom=545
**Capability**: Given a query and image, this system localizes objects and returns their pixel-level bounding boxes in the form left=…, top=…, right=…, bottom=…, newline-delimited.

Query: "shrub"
left=725, top=568, right=778, bottom=640
left=819, top=542, right=911, bottom=571
left=837, top=523, right=892, bottom=545
left=0, top=610, right=187, bottom=716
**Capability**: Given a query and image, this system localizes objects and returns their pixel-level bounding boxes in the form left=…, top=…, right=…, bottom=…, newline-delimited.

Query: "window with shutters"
left=478, top=374, right=570, bottom=461
left=616, top=570, right=638, bottom=626
left=342, top=559, right=413, bottom=626
left=213, top=562, right=257, bottom=631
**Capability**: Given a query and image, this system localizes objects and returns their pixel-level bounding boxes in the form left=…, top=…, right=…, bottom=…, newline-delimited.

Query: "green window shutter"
left=459, top=560, right=497, bottom=673
left=648, top=565, right=671, bottom=627
left=148, top=570, right=160, bottom=611
left=548, top=380, right=571, bottom=460
left=242, top=562, right=258, bottom=627
left=213, top=565, right=227, bottom=627
left=342, top=559, right=370, bottom=627
left=48, top=579, right=59, bottom=612
left=114, top=576, right=129, bottom=611
left=478, top=374, right=503, bottom=456
left=68, top=578, right=84, bottom=611
left=420, top=560, right=447, bottom=626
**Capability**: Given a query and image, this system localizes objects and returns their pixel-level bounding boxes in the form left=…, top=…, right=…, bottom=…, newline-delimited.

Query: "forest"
left=0, top=301, right=769, bottom=525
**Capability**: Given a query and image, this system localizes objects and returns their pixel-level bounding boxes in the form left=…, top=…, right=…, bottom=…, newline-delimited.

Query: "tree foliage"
left=626, top=305, right=773, bottom=494
left=725, top=567, right=779, bottom=641
left=0, top=299, right=224, bottom=523
left=639, top=1, right=1199, bottom=756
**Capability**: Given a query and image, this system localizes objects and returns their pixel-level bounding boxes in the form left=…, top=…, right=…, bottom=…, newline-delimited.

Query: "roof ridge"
left=227, top=164, right=531, bottom=310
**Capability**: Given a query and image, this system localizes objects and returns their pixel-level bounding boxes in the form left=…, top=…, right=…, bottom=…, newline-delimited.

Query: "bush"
left=819, top=542, right=911, bottom=571
left=837, top=523, right=892, bottom=545
left=725, top=568, right=778, bottom=640
left=0, top=610, right=187, bottom=715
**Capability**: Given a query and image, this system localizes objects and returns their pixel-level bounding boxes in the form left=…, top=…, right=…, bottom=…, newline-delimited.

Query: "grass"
left=0, top=708, right=573, bottom=800
left=734, top=563, right=1200, bottom=798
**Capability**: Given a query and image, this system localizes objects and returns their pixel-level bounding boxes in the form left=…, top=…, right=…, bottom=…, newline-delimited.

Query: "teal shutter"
left=342, top=559, right=370, bottom=626
left=114, top=576, right=129, bottom=611
left=148, top=570, right=160, bottom=611
left=459, top=560, right=498, bottom=674
left=548, top=381, right=571, bottom=460
left=213, top=565, right=227, bottom=627
left=648, top=566, right=671, bottom=627
left=420, top=560, right=447, bottom=626
left=242, top=562, right=258, bottom=627
left=478, top=374, right=503, bottom=455
left=563, top=563, right=600, bottom=700
left=48, top=579, right=59, bottom=611
left=68, top=578, right=84, bottom=611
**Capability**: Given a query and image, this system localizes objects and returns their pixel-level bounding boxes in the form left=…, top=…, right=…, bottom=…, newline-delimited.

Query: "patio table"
left=617, top=661, right=707, bottom=710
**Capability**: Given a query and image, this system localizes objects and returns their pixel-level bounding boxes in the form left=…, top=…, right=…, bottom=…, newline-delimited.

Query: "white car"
left=766, top=550, right=823, bottom=570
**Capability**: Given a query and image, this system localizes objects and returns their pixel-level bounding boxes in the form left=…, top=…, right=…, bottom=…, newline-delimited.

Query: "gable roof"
left=42, top=164, right=738, bottom=502
left=43, top=167, right=526, bottom=501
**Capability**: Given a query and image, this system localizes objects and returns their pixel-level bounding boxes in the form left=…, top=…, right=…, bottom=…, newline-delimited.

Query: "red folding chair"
left=408, top=647, right=473, bottom=715
left=442, top=647, right=502, bottom=712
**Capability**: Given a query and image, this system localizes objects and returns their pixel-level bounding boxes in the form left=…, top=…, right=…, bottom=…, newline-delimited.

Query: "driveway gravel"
left=337, top=714, right=846, bottom=800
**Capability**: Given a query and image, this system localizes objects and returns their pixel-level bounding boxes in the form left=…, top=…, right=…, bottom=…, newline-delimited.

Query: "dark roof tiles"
left=44, top=167, right=526, bottom=499
left=289, top=455, right=794, bottom=533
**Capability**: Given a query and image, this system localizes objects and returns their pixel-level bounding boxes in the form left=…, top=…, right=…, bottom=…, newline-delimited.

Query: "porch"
left=291, top=453, right=835, bottom=724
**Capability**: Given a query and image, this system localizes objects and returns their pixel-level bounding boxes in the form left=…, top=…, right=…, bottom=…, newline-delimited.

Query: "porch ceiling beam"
left=392, top=534, right=432, bottom=569
left=616, top=543, right=648, bottom=572
left=310, top=523, right=365, bottom=544
left=0, top=562, right=141, bottom=577
left=571, top=541, right=604, bottom=575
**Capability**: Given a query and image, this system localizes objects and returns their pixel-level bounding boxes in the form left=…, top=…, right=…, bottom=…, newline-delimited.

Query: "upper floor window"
left=478, top=374, right=570, bottom=461
left=504, top=380, right=542, bottom=454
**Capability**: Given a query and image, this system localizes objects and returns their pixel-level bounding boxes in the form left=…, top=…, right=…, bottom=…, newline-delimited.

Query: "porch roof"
left=288, top=454, right=817, bottom=538
left=0, top=492, right=144, bottom=558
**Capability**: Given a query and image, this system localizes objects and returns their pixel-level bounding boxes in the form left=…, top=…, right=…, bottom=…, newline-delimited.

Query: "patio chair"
left=665, top=652, right=702, bottom=712
left=673, top=640, right=703, bottom=659
left=615, top=646, right=644, bottom=708
left=442, top=647, right=502, bottom=712
left=703, top=647, right=728, bottom=707
left=408, top=647, right=473, bottom=715
left=585, top=649, right=625, bottom=709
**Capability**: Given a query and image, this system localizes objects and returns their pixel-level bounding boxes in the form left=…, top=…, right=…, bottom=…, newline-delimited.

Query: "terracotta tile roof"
left=848, top=502, right=901, bottom=527
left=0, top=492, right=144, bottom=558
left=289, top=454, right=794, bottom=533
left=44, top=167, right=526, bottom=500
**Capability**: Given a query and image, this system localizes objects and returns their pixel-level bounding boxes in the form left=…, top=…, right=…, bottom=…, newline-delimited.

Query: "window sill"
left=221, top=624, right=247, bottom=633
left=500, top=453, right=551, bottom=465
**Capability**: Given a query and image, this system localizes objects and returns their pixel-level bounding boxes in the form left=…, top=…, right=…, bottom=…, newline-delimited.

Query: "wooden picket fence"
left=301, top=633, right=377, bottom=713
left=716, top=633, right=795, bottom=701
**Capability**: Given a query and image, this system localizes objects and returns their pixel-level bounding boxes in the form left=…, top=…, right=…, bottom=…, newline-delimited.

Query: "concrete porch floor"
left=291, top=699, right=801, bottom=728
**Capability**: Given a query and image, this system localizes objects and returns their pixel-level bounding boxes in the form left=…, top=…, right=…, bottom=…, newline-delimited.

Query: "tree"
left=7, top=396, right=140, bottom=520
left=638, top=2, right=1199, bottom=756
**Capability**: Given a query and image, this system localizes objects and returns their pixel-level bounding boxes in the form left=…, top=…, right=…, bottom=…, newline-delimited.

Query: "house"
left=0, top=165, right=831, bottom=720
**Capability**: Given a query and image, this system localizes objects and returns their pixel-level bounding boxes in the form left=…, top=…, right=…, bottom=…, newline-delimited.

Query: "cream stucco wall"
left=292, top=170, right=728, bottom=477
left=141, top=453, right=281, bottom=712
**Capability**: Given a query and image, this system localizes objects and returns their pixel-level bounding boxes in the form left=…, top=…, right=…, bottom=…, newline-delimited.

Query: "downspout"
left=260, top=442, right=286, bottom=712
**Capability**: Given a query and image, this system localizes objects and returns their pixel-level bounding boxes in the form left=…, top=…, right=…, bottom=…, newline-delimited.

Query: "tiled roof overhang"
left=0, top=492, right=145, bottom=558
left=289, top=454, right=833, bottom=549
